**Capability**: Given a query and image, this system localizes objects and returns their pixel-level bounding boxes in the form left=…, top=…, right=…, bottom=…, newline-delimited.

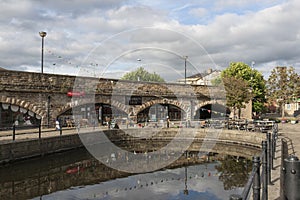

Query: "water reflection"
left=0, top=148, right=251, bottom=200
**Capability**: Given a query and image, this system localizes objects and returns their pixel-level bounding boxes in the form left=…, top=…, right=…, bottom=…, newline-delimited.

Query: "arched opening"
left=0, top=103, right=41, bottom=129
left=137, top=104, right=183, bottom=123
left=58, top=103, right=128, bottom=127
left=194, top=104, right=230, bottom=120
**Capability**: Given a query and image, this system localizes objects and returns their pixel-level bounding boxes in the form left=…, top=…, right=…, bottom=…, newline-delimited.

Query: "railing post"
left=262, top=141, right=268, bottom=200
left=282, top=155, right=300, bottom=200
left=267, top=132, right=272, bottom=185
left=272, top=131, right=276, bottom=162
left=12, top=125, right=16, bottom=141
left=59, top=122, right=62, bottom=136
left=253, top=156, right=261, bottom=200
left=280, top=139, right=289, bottom=199
left=39, top=124, right=41, bottom=139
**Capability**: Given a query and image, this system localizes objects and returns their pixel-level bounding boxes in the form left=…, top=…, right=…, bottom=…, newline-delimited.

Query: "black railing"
left=0, top=123, right=70, bottom=141
left=230, top=125, right=278, bottom=200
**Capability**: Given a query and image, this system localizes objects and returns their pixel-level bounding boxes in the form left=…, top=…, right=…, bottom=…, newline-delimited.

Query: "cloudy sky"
left=0, top=0, right=299, bottom=81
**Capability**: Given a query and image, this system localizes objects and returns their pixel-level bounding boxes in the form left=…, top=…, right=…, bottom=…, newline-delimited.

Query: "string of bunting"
left=93, top=170, right=218, bottom=198
left=46, top=48, right=101, bottom=75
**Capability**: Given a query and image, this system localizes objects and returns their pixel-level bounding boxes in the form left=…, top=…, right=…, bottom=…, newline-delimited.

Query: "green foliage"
left=222, top=76, right=252, bottom=118
left=211, top=76, right=222, bottom=86
left=267, top=66, right=299, bottom=118
left=121, top=67, right=165, bottom=82
left=215, top=156, right=252, bottom=190
left=221, top=62, right=266, bottom=115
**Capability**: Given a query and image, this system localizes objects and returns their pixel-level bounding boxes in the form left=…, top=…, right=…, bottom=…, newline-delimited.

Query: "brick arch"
left=135, top=99, right=187, bottom=115
left=0, top=96, right=46, bottom=119
left=55, top=99, right=130, bottom=117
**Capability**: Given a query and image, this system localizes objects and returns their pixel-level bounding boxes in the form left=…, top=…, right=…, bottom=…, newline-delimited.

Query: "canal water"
left=0, top=148, right=251, bottom=200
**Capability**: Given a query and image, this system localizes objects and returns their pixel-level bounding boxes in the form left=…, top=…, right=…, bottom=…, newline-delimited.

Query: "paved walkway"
left=268, top=123, right=300, bottom=200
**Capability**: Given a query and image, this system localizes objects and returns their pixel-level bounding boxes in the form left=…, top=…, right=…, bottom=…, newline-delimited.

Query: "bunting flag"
left=46, top=48, right=101, bottom=76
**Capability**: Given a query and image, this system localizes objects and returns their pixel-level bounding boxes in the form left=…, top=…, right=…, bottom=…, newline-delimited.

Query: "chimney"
left=207, top=68, right=212, bottom=74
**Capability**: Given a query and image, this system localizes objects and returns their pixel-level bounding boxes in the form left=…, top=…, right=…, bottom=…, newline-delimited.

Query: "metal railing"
left=0, top=123, right=69, bottom=141
left=229, top=125, right=278, bottom=200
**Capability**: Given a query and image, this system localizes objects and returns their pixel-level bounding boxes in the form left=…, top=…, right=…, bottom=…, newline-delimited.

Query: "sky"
left=0, top=0, right=300, bottom=82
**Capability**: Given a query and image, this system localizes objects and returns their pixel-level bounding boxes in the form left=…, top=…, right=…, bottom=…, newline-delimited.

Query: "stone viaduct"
left=0, top=70, right=228, bottom=127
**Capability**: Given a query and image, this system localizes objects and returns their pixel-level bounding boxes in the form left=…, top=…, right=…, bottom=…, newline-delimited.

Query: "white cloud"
left=0, top=0, right=299, bottom=80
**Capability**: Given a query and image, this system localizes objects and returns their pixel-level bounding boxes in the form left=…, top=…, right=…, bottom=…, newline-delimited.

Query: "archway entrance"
left=0, top=103, right=41, bottom=129
left=194, top=104, right=230, bottom=120
left=137, top=104, right=183, bottom=123
left=58, top=103, right=127, bottom=127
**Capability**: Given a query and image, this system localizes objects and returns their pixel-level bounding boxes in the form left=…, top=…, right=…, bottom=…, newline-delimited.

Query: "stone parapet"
left=0, top=128, right=265, bottom=164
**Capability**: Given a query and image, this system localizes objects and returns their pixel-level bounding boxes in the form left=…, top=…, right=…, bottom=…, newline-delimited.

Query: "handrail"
left=230, top=124, right=278, bottom=200
left=0, top=124, right=72, bottom=141
left=241, top=162, right=259, bottom=199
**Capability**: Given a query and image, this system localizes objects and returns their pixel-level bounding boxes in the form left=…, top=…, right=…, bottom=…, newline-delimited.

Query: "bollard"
left=12, top=125, right=16, bottom=141
left=253, top=156, right=261, bottom=200
left=229, top=194, right=242, bottom=200
left=262, top=141, right=268, bottom=200
left=283, top=155, right=300, bottom=200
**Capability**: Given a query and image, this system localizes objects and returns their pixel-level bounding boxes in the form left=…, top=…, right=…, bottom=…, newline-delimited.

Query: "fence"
left=0, top=123, right=68, bottom=141
left=229, top=124, right=278, bottom=200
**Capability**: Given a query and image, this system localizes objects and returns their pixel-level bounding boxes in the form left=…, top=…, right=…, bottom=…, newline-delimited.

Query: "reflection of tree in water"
left=215, top=155, right=252, bottom=190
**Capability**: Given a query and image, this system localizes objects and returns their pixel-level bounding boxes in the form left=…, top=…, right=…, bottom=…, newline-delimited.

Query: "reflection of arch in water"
left=0, top=101, right=42, bottom=128
left=194, top=103, right=230, bottom=120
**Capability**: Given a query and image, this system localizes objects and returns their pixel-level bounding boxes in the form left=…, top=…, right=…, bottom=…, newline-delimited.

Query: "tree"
left=266, top=66, right=299, bottom=118
left=221, top=62, right=266, bottom=116
left=222, top=76, right=252, bottom=119
left=215, top=155, right=252, bottom=190
left=120, top=67, right=165, bottom=82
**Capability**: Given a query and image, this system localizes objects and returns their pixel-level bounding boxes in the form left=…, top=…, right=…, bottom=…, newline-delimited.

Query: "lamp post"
left=250, top=61, right=255, bottom=119
left=183, top=56, right=188, bottom=84
left=39, top=31, right=47, bottom=74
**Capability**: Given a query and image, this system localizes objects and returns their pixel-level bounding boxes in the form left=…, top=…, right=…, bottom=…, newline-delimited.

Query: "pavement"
left=268, top=122, right=300, bottom=200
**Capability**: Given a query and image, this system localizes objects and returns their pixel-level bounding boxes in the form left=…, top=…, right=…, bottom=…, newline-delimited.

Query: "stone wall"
left=0, top=134, right=83, bottom=164
left=0, top=128, right=265, bottom=164
left=0, top=70, right=229, bottom=127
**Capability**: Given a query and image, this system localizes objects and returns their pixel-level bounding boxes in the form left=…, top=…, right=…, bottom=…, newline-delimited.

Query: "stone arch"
left=0, top=96, right=46, bottom=119
left=194, top=99, right=230, bottom=119
left=55, top=99, right=130, bottom=117
left=195, top=100, right=227, bottom=111
left=135, top=99, right=187, bottom=116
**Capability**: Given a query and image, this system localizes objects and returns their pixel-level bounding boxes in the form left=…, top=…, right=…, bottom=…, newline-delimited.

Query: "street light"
left=183, top=56, right=188, bottom=84
left=39, top=31, right=47, bottom=74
